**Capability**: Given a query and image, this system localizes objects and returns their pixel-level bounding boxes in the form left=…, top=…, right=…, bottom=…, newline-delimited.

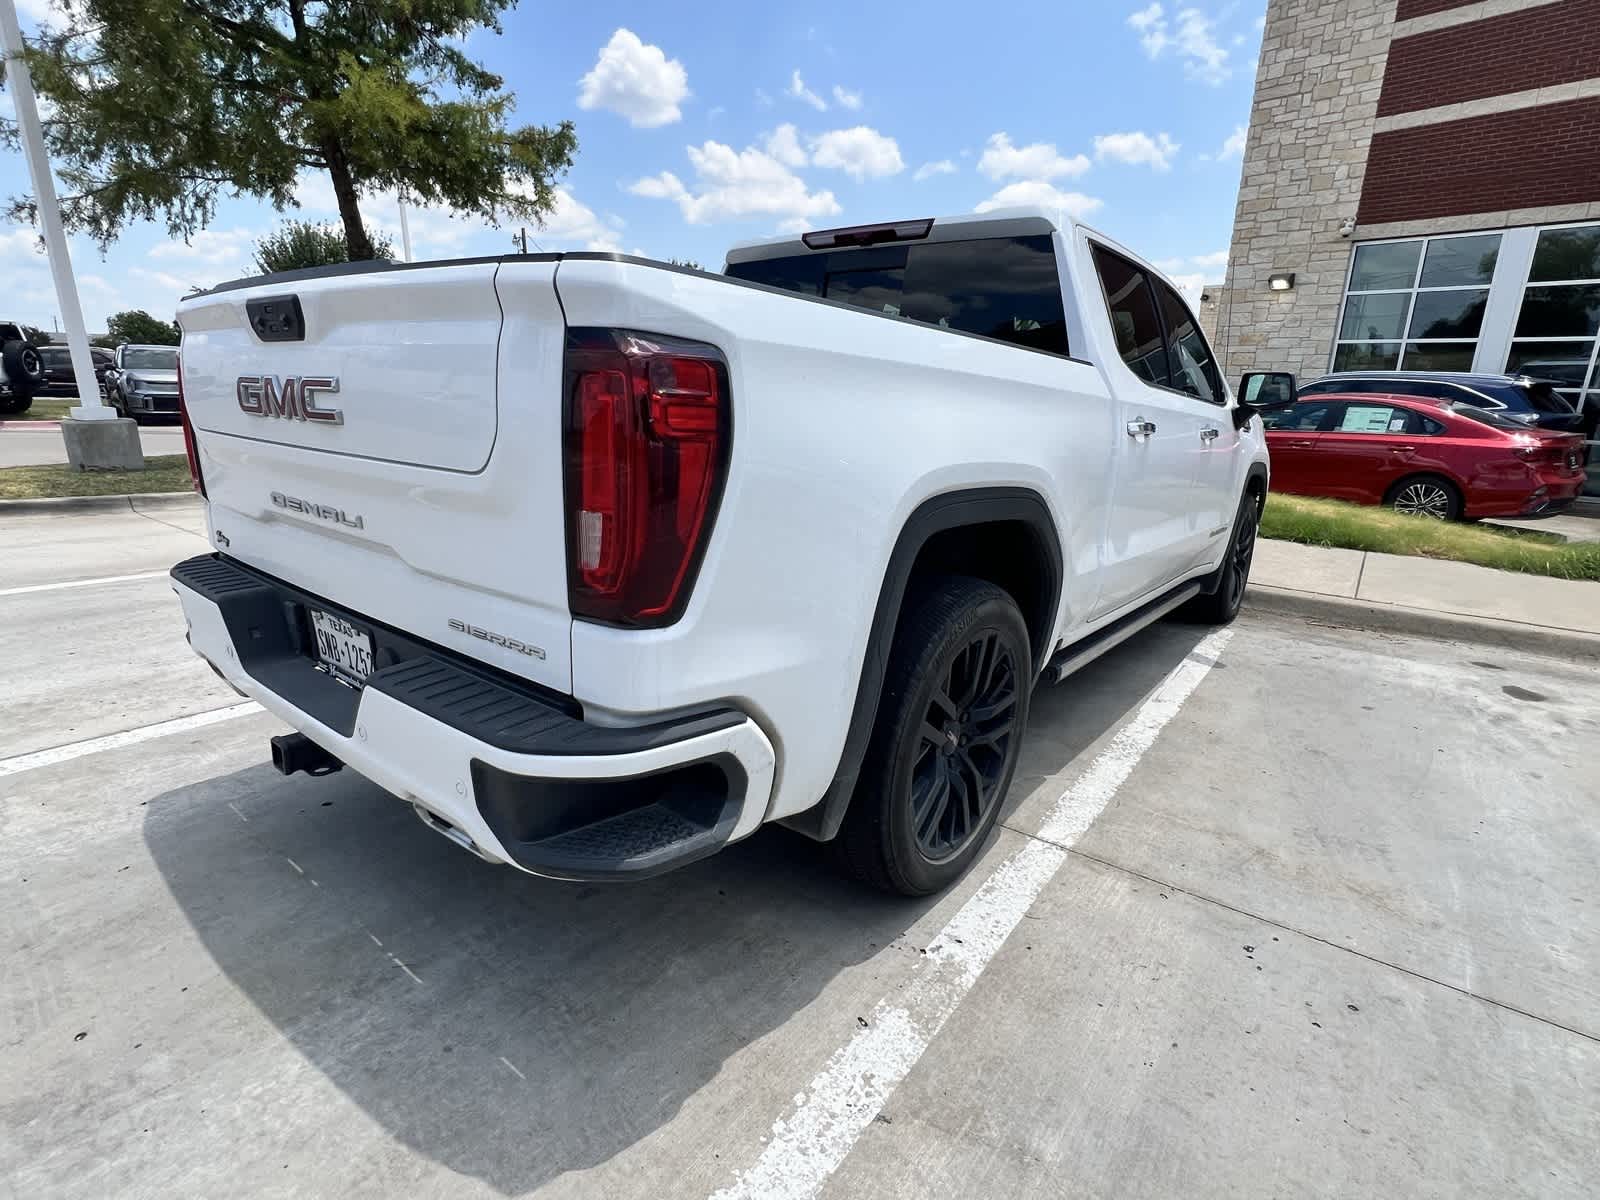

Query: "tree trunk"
left=321, top=136, right=375, bottom=261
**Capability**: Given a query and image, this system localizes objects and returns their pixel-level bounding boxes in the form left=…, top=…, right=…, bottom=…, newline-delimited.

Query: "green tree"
left=254, top=220, right=393, bottom=275
left=668, top=258, right=704, bottom=271
left=5, top=0, right=578, bottom=261
left=107, top=310, right=181, bottom=345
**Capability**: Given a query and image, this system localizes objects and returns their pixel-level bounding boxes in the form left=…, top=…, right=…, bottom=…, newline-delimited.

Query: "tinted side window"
left=899, top=236, right=1068, bottom=354
left=1091, top=246, right=1171, bottom=386
left=1155, top=281, right=1224, bottom=403
left=724, top=235, right=1069, bottom=355
left=1297, top=380, right=1340, bottom=396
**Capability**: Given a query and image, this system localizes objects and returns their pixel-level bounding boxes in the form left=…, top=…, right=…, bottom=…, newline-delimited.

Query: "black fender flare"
left=781, top=486, right=1063, bottom=842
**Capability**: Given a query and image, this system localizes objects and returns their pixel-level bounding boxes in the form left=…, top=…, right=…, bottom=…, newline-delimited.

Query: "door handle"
left=1126, top=419, right=1157, bottom=439
left=1200, top=427, right=1220, bottom=443
left=1391, top=445, right=1416, bottom=453
left=1288, top=439, right=1316, bottom=448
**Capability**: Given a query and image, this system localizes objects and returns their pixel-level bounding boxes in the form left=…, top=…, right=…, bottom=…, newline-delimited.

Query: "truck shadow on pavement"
left=140, top=623, right=1209, bottom=1196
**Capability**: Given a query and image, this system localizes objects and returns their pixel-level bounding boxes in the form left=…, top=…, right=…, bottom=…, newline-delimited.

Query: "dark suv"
left=1298, top=372, right=1583, bottom=432
left=38, top=344, right=115, bottom=398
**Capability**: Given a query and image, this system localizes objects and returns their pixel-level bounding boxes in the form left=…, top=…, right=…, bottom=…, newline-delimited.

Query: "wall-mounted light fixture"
left=1268, top=272, right=1296, bottom=292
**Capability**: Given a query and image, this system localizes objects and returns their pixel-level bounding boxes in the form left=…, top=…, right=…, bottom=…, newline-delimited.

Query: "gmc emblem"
left=237, top=375, right=343, bottom=425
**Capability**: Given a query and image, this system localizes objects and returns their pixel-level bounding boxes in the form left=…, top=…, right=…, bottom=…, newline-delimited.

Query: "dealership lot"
left=2, top=510, right=1597, bottom=1199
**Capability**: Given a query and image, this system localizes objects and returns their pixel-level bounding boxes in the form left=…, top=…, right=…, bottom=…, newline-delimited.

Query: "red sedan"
left=1264, top=393, right=1587, bottom=520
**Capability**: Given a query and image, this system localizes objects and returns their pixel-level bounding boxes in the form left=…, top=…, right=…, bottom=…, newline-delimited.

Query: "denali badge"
left=448, top=618, right=547, bottom=660
left=270, top=491, right=364, bottom=530
left=237, top=375, right=343, bottom=424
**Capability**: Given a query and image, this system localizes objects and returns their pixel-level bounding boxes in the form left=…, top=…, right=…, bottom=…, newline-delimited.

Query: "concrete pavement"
left=0, top=422, right=185, bottom=468
left=3, top=509, right=1598, bottom=1198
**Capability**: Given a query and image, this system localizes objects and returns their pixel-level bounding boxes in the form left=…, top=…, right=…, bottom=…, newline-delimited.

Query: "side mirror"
left=1235, top=371, right=1297, bottom=427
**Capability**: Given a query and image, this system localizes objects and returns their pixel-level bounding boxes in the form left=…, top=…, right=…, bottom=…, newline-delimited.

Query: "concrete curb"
left=0, top=491, right=199, bottom=516
left=1245, top=583, right=1600, bottom=661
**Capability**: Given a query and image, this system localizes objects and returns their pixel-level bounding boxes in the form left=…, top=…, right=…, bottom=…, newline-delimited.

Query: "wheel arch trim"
left=780, top=486, right=1063, bottom=842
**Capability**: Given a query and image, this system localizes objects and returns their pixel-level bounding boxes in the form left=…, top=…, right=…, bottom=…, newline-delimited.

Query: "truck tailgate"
left=178, top=260, right=574, bottom=693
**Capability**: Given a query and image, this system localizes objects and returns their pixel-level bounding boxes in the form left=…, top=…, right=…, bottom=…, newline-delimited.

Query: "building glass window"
left=1505, top=223, right=1600, bottom=492
left=1332, top=232, right=1501, bottom=373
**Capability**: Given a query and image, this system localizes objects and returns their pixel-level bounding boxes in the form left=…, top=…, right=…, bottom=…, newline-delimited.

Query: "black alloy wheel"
left=909, top=629, right=1020, bottom=862
left=838, top=576, right=1033, bottom=896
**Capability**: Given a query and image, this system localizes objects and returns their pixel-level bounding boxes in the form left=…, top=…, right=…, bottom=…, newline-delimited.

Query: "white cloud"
left=978, top=132, right=1090, bottom=181
left=291, top=171, right=338, bottom=213
left=913, top=160, right=957, bottom=182
left=131, top=265, right=215, bottom=297
left=832, top=85, right=863, bottom=111
left=629, top=141, right=840, bottom=224
left=149, top=226, right=258, bottom=266
left=808, top=126, right=904, bottom=180
left=1175, top=10, right=1230, bottom=84
left=776, top=217, right=813, bottom=235
left=1167, top=272, right=1207, bottom=305
left=974, top=181, right=1103, bottom=219
left=787, top=70, right=828, bottom=112
left=1219, top=123, right=1248, bottom=160
left=1128, top=3, right=1168, bottom=55
left=1158, top=249, right=1231, bottom=275
left=1127, top=5, right=1232, bottom=86
left=528, top=187, right=625, bottom=252
left=1093, top=131, right=1179, bottom=171
left=15, top=0, right=59, bottom=21
left=764, top=123, right=809, bottom=168
left=577, top=29, right=690, bottom=128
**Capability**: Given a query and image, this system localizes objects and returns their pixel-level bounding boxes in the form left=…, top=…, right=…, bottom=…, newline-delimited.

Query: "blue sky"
left=2, top=0, right=1265, bottom=331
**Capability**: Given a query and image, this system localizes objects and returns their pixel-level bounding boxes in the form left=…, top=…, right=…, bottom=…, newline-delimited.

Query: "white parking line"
left=709, top=629, right=1232, bottom=1200
left=0, top=702, right=263, bottom=777
left=0, top=570, right=171, bottom=598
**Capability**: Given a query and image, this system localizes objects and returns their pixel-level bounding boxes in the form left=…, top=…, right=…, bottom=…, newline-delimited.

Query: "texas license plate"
left=310, top=609, right=373, bottom=684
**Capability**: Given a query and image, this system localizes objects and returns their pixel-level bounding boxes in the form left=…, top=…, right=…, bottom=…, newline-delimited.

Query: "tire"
left=1180, top=487, right=1262, bottom=625
left=1, top=339, right=45, bottom=398
left=1386, top=474, right=1461, bottom=521
left=836, top=576, right=1032, bottom=896
left=112, top=388, right=139, bottom=423
left=0, top=393, right=33, bottom=416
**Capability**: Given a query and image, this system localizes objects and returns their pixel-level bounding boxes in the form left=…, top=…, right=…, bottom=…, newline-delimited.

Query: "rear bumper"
left=170, top=554, right=775, bottom=880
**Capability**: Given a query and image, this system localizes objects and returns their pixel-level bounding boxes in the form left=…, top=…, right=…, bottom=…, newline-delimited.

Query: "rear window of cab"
left=725, top=235, right=1069, bottom=356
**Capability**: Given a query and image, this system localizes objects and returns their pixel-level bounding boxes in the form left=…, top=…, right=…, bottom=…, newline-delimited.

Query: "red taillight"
left=176, top=355, right=205, bottom=497
left=563, top=329, right=730, bottom=627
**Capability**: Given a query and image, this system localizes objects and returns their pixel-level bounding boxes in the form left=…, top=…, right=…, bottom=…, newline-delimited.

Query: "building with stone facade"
left=1211, top=0, right=1600, bottom=488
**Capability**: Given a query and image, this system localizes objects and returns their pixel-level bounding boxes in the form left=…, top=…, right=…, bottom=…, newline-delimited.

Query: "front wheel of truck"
left=837, top=576, right=1032, bottom=896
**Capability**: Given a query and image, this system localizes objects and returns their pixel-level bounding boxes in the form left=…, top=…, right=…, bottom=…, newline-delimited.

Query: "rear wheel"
left=837, top=577, right=1032, bottom=896
left=0, top=393, right=33, bottom=416
left=1387, top=475, right=1461, bottom=521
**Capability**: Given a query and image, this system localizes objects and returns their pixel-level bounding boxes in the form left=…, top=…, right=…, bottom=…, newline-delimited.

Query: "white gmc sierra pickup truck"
left=170, top=208, right=1295, bottom=896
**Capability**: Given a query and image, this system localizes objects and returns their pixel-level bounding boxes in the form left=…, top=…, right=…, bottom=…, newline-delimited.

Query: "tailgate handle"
left=247, top=295, right=305, bottom=342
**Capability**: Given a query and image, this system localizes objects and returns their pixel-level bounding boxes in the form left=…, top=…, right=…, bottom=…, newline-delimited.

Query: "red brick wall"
left=1379, top=0, right=1600, bottom=116
left=1358, top=97, right=1600, bottom=224
left=1395, top=0, right=1487, bottom=17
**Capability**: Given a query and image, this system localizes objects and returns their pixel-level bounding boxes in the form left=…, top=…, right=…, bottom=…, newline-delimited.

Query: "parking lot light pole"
left=1, top=0, right=142, bottom=468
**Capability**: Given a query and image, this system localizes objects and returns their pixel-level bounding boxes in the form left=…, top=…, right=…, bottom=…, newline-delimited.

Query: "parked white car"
left=170, top=209, right=1294, bottom=895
